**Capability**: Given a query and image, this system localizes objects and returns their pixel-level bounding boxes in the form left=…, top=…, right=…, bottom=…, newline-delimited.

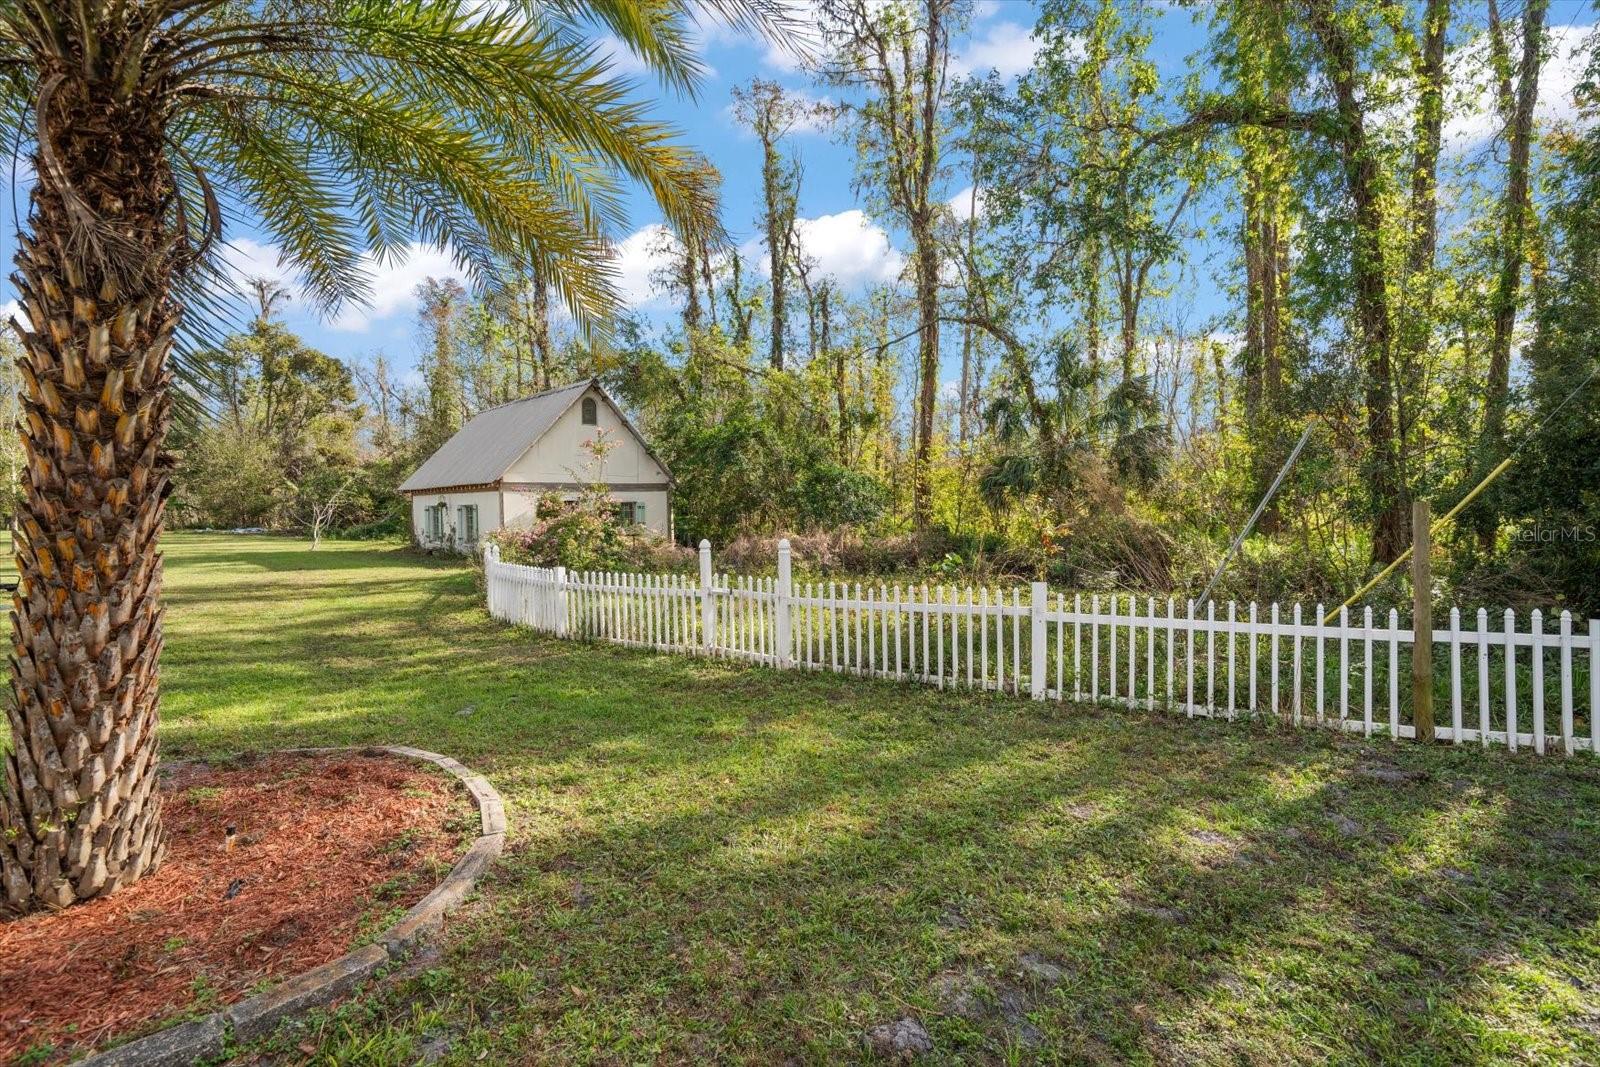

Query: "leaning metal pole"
left=1196, top=420, right=1318, bottom=610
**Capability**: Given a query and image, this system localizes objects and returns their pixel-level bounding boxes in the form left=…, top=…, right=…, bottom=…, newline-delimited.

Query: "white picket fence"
left=484, top=540, right=1600, bottom=757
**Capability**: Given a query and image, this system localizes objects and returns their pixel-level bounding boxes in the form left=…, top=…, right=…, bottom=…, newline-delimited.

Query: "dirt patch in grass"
left=0, top=752, right=472, bottom=1064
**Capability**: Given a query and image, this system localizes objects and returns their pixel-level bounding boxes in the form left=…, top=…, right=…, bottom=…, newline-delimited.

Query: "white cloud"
left=952, top=20, right=1041, bottom=80
left=742, top=209, right=905, bottom=288
left=331, top=244, right=470, bottom=332
left=595, top=33, right=652, bottom=78
left=222, top=236, right=301, bottom=296
left=217, top=237, right=474, bottom=332
left=696, top=0, right=819, bottom=72
left=1439, top=20, right=1596, bottom=150
left=0, top=299, right=24, bottom=328
left=611, top=224, right=680, bottom=308
left=947, top=184, right=989, bottom=221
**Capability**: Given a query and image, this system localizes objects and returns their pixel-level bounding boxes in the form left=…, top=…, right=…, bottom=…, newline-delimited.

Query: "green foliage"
left=172, top=422, right=282, bottom=529
left=171, top=313, right=367, bottom=531
left=1499, top=85, right=1600, bottom=614
left=606, top=324, right=895, bottom=545
left=794, top=464, right=890, bottom=528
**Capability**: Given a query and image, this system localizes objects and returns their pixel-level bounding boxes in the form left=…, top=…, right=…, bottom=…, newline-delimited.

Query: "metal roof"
left=397, top=379, right=597, bottom=493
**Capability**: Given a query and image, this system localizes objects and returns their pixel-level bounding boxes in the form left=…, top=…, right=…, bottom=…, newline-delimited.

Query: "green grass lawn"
left=150, top=533, right=1600, bottom=1065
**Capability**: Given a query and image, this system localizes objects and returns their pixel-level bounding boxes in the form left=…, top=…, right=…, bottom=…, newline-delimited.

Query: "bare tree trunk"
left=1306, top=0, right=1406, bottom=563
left=1479, top=0, right=1546, bottom=544
left=1083, top=236, right=1101, bottom=387
left=2, top=65, right=174, bottom=911
left=1241, top=114, right=1290, bottom=533
left=959, top=178, right=977, bottom=445
left=531, top=276, right=551, bottom=391
left=764, top=124, right=789, bottom=372
left=698, top=234, right=718, bottom=333
left=913, top=217, right=939, bottom=528
left=1397, top=0, right=1450, bottom=512
left=1119, top=254, right=1137, bottom=384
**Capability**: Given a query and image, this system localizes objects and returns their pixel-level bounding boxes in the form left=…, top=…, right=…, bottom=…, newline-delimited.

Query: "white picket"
left=485, top=542, right=1596, bottom=759
left=1208, top=600, right=1217, bottom=715
left=1560, top=611, right=1574, bottom=756
left=1185, top=598, right=1195, bottom=717
left=1478, top=608, right=1491, bottom=747
left=1388, top=607, right=1400, bottom=740
left=1506, top=609, right=1518, bottom=753
left=1146, top=596, right=1156, bottom=712
left=1532, top=608, right=1545, bottom=756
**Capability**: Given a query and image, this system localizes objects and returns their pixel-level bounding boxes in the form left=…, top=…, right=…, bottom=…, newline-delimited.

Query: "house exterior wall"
left=499, top=485, right=672, bottom=539
left=502, top=385, right=669, bottom=486
left=411, top=489, right=501, bottom=551
left=498, top=385, right=672, bottom=537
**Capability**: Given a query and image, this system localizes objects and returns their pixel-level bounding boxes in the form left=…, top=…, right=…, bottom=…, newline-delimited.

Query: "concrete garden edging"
left=77, top=746, right=506, bottom=1066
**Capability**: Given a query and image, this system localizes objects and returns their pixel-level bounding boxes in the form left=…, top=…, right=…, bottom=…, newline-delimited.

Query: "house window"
left=457, top=504, right=479, bottom=544
left=581, top=397, right=598, bottom=425
left=426, top=504, right=445, bottom=542
left=612, top=502, right=645, bottom=526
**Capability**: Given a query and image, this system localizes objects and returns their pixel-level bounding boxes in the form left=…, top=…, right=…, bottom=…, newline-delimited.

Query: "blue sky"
left=2, top=1, right=1595, bottom=395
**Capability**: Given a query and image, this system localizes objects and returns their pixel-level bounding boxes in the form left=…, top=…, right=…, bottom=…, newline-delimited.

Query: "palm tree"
left=0, top=0, right=785, bottom=913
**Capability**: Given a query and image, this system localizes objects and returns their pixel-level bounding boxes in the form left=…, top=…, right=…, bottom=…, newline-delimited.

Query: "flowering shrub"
left=487, top=490, right=693, bottom=572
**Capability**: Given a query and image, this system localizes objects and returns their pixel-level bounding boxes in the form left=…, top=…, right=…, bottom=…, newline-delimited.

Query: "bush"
left=793, top=465, right=890, bottom=528
left=488, top=492, right=689, bottom=572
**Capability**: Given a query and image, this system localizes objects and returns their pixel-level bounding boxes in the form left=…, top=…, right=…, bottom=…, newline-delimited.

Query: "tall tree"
left=819, top=0, right=956, bottom=528
left=0, top=0, right=782, bottom=914
left=1479, top=0, right=1549, bottom=542
left=417, top=278, right=468, bottom=444
left=530, top=278, right=552, bottom=391
left=1224, top=0, right=1297, bottom=531
left=732, top=80, right=805, bottom=372
left=1510, top=64, right=1600, bottom=611
left=1301, top=0, right=1407, bottom=561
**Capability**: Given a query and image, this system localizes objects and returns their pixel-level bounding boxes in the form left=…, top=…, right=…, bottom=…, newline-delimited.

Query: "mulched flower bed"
left=0, top=751, right=474, bottom=1064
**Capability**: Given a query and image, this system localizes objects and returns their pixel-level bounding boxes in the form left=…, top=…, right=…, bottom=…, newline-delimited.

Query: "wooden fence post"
left=776, top=539, right=793, bottom=668
left=699, top=539, right=715, bottom=655
left=1412, top=498, right=1434, bottom=742
left=1030, top=582, right=1048, bottom=700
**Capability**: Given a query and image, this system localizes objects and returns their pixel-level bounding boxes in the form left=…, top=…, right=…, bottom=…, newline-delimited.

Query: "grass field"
left=136, top=533, right=1600, bottom=1063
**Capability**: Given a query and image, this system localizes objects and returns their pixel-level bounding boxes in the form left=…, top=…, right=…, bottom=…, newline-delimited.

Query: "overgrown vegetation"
left=147, top=1, right=1598, bottom=617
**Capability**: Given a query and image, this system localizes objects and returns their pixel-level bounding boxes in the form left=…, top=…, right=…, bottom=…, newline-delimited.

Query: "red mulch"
left=0, top=752, right=472, bottom=1063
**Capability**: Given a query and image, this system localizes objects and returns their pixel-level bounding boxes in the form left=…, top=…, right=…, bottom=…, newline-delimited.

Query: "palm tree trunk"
left=1, top=68, right=174, bottom=912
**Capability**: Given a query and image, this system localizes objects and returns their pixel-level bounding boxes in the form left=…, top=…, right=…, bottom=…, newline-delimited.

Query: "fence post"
left=776, top=539, right=793, bottom=668
left=1411, top=498, right=1434, bottom=742
left=699, top=539, right=715, bottom=655
left=1030, top=581, right=1048, bottom=700
left=552, top=566, right=568, bottom=637
left=484, top=544, right=498, bottom=619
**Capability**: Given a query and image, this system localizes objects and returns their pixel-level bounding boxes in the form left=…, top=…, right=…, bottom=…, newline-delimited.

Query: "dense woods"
left=162, top=0, right=1599, bottom=615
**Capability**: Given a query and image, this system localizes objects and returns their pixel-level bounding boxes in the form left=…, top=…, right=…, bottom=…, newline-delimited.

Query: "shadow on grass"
left=158, top=534, right=1600, bottom=1064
